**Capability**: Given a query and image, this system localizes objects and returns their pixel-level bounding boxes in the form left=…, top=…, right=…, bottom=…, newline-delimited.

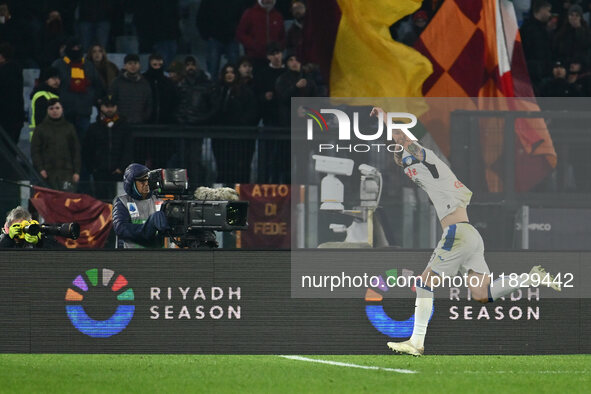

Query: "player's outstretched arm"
left=370, top=107, right=425, bottom=161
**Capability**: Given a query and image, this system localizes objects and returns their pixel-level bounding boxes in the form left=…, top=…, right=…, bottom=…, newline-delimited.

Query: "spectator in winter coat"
left=255, top=42, right=285, bottom=127
left=520, top=0, right=554, bottom=94
left=88, top=44, right=119, bottom=91
left=286, top=0, right=306, bottom=59
left=275, top=51, right=317, bottom=127
left=82, top=95, right=131, bottom=200
left=553, top=4, right=591, bottom=67
left=31, top=99, right=81, bottom=191
left=34, top=10, right=68, bottom=69
left=109, top=54, right=152, bottom=124
left=540, top=60, right=578, bottom=97
left=143, top=53, right=178, bottom=124
left=236, top=0, right=285, bottom=71
left=29, top=66, right=60, bottom=139
left=175, top=56, right=212, bottom=125
left=209, top=63, right=259, bottom=184
left=52, top=38, right=104, bottom=140
left=174, top=56, right=212, bottom=186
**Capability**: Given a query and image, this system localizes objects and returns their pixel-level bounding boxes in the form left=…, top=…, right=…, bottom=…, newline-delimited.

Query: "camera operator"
left=0, top=206, right=43, bottom=248
left=112, top=163, right=170, bottom=248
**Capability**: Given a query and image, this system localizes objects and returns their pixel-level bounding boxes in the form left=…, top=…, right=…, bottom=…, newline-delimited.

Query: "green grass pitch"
left=0, top=354, right=589, bottom=393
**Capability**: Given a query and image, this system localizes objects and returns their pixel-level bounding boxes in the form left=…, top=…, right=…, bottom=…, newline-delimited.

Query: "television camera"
left=147, top=168, right=249, bottom=248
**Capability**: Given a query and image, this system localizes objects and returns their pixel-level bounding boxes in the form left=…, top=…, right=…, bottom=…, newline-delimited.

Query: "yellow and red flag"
left=30, top=186, right=112, bottom=248
left=415, top=0, right=557, bottom=192
left=330, top=0, right=432, bottom=98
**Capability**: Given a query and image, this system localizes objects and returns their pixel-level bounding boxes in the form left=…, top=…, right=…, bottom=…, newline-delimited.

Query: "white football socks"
left=409, top=283, right=433, bottom=349
left=487, top=274, right=528, bottom=301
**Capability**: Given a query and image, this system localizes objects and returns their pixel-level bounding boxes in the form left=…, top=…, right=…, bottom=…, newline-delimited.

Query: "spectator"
left=142, top=53, right=179, bottom=168
left=109, top=54, right=152, bottom=124
left=540, top=60, right=578, bottom=96
left=236, top=0, right=285, bottom=71
left=88, top=44, right=119, bottom=91
left=275, top=51, right=317, bottom=127
left=553, top=4, right=591, bottom=66
left=566, top=57, right=591, bottom=94
left=83, top=95, right=130, bottom=200
left=286, top=0, right=306, bottom=59
left=78, top=0, right=112, bottom=51
left=133, top=0, right=180, bottom=67
left=29, top=66, right=60, bottom=140
left=31, top=98, right=81, bottom=191
left=112, top=163, right=169, bottom=248
left=209, top=64, right=259, bottom=184
left=0, top=206, right=43, bottom=248
left=273, top=51, right=316, bottom=183
left=52, top=38, right=103, bottom=141
left=34, top=10, right=67, bottom=69
left=210, top=64, right=259, bottom=126
left=237, top=56, right=255, bottom=88
left=401, top=10, right=428, bottom=47
left=521, top=0, right=554, bottom=94
left=0, top=42, right=24, bottom=143
left=175, top=56, right=212, bottom=125
left=196, top=0, right=249, bottom=77
left=143, top=53, right=178, bottom=124
left=167, top=60, right=185, bottom=84
left=0, top=2, right=35, bottom=67
left=256, top=42, right=285, bottom=127
left=553, top=0, right=576, bottom=29
left=174, top=56, right=212, bottom=185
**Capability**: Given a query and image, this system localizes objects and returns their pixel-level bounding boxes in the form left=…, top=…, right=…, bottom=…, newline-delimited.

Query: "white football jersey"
left=401, top=144, right=472, bottom=220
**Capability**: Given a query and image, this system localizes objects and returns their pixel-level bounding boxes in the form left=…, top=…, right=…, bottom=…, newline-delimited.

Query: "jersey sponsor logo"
left=405, top=168, right=417, bottom=179
left=454, top=181, right=464, bottom=188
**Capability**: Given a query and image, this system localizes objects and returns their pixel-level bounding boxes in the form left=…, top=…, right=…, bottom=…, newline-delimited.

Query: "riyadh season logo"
left=305, top=108, right=418, bottom=154
left=65, top=268, right=135, bottom=338
left=365, top=268, right=433, bottom=338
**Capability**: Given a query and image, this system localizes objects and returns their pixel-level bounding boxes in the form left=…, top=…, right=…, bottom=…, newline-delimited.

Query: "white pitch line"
left=279, top=355, right=417, bottom=374
left=456, top=370, right=590, bottom=375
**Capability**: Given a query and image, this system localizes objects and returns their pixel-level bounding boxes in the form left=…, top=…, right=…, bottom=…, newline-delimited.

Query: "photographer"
left=112, top=163, right=170, bottom=248
left=0, top=206, right=43, bottom=248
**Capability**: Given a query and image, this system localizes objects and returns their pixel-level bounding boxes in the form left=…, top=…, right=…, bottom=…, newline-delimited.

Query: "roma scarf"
left=64, top=56, right=90, bottom=93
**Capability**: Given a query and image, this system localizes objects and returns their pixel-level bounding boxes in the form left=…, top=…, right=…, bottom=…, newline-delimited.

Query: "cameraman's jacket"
left=112, top=165, right=166, bottom=248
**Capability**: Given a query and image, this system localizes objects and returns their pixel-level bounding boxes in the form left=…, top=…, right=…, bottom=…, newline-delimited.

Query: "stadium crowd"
left=0, top=0, right=591, bottom=199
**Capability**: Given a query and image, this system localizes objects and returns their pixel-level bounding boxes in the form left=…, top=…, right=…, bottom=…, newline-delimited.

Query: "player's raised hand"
left=370, top=107, right=384, bottom=118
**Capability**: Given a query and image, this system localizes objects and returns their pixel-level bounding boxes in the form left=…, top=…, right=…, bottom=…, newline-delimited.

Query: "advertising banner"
left=237, top=184, right=290, bottom=249
left=0, top=251, right=589, bottom=355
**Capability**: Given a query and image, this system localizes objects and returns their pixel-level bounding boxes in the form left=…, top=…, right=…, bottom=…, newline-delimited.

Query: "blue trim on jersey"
left=442, top=224, right=456, bottom=251
left=416, top=278, right=434, bottom=292
left=421, top=148, right=426, bottom=162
